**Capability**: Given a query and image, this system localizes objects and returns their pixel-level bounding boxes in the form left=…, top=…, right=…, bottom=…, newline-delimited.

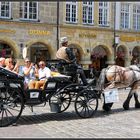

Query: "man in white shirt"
left=34, top=61, right=51, bottom=89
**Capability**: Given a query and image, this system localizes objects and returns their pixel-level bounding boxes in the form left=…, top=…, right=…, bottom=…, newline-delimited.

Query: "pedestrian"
left=56, top=36, right=88, bottom=85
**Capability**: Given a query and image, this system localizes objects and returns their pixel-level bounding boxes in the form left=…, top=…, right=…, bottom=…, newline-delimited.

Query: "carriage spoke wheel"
left=0, top=87, right=24, bottom=127
left=74, top=90, right=98, bottom=118
left=49, top=91, right=71, bottom=113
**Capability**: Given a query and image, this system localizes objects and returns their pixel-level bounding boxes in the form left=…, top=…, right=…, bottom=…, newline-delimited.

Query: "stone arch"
left=93, top=43, right=112, bottom=56
left=0, top=37, right=19, bottom=58
left=90, top=44, right=112, bottom=71
left=26, top=39, right=55, bottom=60
left=116, top=45, right=127, bottom=56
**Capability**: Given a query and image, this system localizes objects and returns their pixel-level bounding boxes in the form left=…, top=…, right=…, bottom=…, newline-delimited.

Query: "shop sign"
left=79, top=33, right=96, bottom=38
left=28, top=30, right=50, bottom=36
left=136, top=36, right=140, bottom=41
left=0, top=29, right=16, bottom=34
left=120, top=35, right=140, bottom=42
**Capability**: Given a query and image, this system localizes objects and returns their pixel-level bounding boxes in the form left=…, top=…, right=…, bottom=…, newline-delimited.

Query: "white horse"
left=96, top=64, right=140, bottom=111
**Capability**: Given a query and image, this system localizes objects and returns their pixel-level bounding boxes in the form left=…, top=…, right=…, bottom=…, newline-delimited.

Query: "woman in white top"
left=23, top=58, right=38, bottom=89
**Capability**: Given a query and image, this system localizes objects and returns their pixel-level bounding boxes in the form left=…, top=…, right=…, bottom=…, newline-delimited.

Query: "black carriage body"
left=24, top=76, right=72, bottom=105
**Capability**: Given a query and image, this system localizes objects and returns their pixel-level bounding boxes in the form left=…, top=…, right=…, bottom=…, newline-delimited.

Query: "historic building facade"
left=0, top=1, right=140, bottom=70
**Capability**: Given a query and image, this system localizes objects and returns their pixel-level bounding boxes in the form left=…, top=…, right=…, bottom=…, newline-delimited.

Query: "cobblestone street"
left=0, top=88, right=140, bottom=138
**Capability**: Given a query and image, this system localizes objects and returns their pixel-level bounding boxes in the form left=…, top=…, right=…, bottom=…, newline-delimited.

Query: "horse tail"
left=96, top=68, right=106, bottom=90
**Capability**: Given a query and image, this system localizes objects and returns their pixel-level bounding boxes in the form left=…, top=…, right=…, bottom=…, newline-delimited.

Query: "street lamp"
left=56, top=1, right=59, bottom=50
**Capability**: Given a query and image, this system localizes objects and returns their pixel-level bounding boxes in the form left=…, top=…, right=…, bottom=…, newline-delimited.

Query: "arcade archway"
left=29, top=43, right=51, bottom=63
left=90, top=45, right=108, bottom=71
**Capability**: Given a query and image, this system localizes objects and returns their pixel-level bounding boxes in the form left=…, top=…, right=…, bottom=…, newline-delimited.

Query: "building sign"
left=28, top=30, right=50, bottom=36
left=120, top=35, right=140, bottom=42
left=136, top=36, right=140, bottom=41
left=0, top=29, right=16, bottom=34
left=79, top=33, right=96, bottom=38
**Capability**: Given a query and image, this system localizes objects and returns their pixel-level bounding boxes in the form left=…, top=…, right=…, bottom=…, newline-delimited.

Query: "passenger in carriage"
left=29, top=60, right=51, bottom=89
left=56, top=36, right=88, bottom=85
left=22, top=58, right=38, bottom=89
left=5, top=57, right=19, bottom=73
left=0, top=57, right=5, bottom=67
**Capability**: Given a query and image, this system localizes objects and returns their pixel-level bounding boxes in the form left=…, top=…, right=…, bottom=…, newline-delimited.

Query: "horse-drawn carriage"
left=1, top=62, right=140, bottom=127
left=0, top=63, right=98, bottom=127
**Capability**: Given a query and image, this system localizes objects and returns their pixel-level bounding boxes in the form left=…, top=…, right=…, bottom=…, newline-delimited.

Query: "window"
left=82, top=1, right=94, bottom=24
left=98, top=2, right=110, bottom=26
left=120, top=3, right=130, bottom=29
left=20, top=2, right=38, bottom=21
left=0, top=2, right=11, bottom=19
left=66, top=2, right=77, bottom=23
left=133, top=5, right=140, bottom=30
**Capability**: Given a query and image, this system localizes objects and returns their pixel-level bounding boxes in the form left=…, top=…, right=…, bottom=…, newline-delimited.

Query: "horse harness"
left=105, top=65, right=137, bottom=84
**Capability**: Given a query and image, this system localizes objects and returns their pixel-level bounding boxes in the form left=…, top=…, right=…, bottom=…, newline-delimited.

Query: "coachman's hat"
left=60, top=37, right=68, bottom=44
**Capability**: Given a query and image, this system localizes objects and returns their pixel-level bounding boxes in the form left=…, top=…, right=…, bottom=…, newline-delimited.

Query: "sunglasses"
left=39, top=64, right=44, bottom=66
left=25, top=61, right=30, bottom=63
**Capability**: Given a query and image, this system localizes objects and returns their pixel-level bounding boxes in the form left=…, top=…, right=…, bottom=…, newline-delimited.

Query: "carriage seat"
left=40, top=74, right=72, bottom=90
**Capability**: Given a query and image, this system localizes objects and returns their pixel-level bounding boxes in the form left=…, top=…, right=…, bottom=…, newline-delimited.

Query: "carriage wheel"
left=0, top=87, right=24, bottom=127
left=74, top=90, right=98, bottom=118
left=49, top=91, right=71, bottom=113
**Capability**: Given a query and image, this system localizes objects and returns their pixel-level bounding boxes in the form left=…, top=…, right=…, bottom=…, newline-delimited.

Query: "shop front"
left=29, top=43, right=51, bottom=64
